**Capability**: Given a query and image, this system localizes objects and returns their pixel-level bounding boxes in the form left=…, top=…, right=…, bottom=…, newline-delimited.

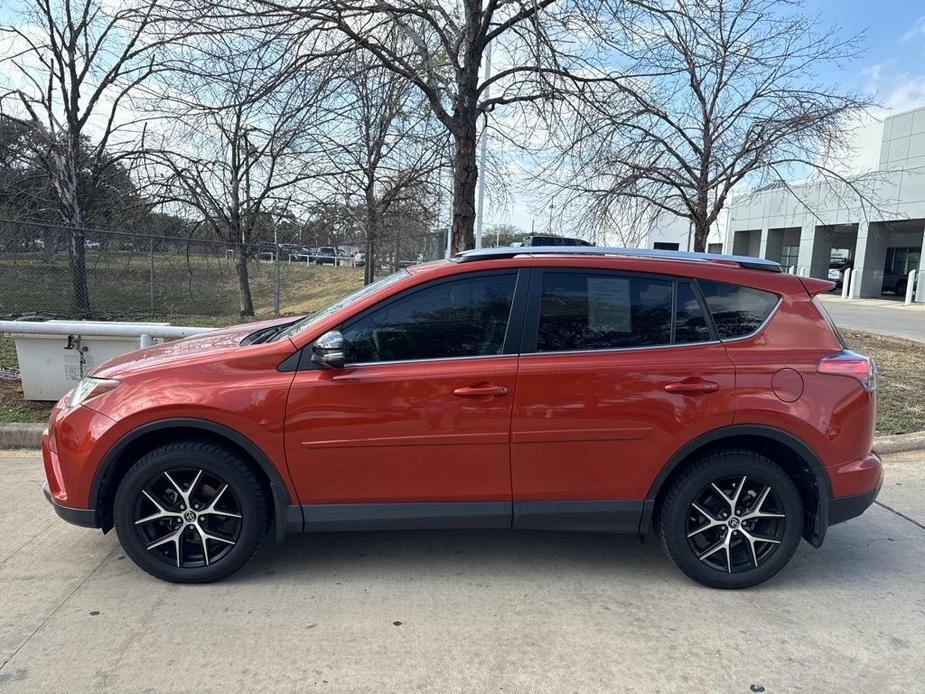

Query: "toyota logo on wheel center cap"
left=183, top=510, right=196, bottom=523
left=728, top=517, right=740, bottom=528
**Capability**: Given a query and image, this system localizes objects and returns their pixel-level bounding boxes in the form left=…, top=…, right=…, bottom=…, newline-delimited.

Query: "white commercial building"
left=724, top=106, right=925, bottom=301
left=635, top=212, right=725, bottom=253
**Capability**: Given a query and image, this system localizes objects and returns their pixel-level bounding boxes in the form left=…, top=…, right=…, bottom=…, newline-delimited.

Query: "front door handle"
left=664, top=379, right=719, bottom=394
left=453, top=384, right=509, bottom=398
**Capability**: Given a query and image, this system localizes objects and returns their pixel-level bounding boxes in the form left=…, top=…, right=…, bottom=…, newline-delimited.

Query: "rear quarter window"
left=698, top=280, right=779, bottom=339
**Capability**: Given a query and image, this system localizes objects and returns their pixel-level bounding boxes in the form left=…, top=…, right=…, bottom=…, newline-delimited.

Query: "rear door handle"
left=453, top=384, right=509, bottom=398
left=664, top=379, right=719, bottom=394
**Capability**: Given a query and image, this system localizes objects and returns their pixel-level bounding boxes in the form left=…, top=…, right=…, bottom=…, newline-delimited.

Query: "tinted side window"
left=537, top=272, right=671, bottom=352
left=698, top=280, right=779, bottom=339
left=675, top=282, right=711, bottom=344
left=342, top=273, right=516, bottom=363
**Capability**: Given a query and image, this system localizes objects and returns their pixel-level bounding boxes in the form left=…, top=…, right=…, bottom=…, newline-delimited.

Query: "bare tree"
left=321, top=52, right=445, bottom=284
left=248, top=0, right=607, bottom=254
left=545, top=0, right=871, bottom=251
left=142, top=34, right=336, bottom=315
left=0, top=0, right=177, bottom=312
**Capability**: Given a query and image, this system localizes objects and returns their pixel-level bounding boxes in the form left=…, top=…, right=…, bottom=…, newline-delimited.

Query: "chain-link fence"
left=0, top=219, right=449, bottom=322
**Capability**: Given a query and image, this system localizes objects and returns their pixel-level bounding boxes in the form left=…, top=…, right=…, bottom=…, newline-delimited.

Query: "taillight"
left=817, top=351, right=876, bottom=391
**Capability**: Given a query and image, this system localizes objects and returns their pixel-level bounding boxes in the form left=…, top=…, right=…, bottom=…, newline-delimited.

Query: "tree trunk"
left=364, top=235, right=376, bottom=285
left=58, top=155, right=91, bottom=313
left=234, top=241, right=255, bottom=316
left=67, top=225, right=90, bottom=314
left=692, top=216, right=710, bottom=253
left=41, top=226, right=58, bottom=263
left=450, top=126, right=478, bottom=255
left=364, top=193, right=378, bottom=285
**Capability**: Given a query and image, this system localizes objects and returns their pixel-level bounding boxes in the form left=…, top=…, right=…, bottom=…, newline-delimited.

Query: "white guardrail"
left=0, top=320, right=213, bottom=348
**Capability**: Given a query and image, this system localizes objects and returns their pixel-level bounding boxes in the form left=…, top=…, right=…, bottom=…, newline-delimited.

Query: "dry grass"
left=841, top=329, right=925, bottom=436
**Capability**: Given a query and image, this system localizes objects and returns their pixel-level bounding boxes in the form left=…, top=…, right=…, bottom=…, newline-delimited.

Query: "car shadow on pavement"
left=224, top=510, right=920, bottom=591
left=236, top=528, right=678, bottom=585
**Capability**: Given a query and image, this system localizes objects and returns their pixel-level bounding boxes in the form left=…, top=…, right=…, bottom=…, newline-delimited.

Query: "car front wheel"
left=113, top=441, right=269, bottom=583
left=658, top=449, right=803, bottom=589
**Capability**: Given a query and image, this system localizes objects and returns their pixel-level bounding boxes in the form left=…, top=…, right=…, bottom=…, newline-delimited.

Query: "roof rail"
left=452, top=246, right=783, bottom=272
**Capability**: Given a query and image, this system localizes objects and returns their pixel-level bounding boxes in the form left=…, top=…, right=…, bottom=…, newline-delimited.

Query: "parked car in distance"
left=42, top=246, right=881, bottom=588
left=313, top=246, right=337, bottom=265
left=354, top=252, right=366, bottom=267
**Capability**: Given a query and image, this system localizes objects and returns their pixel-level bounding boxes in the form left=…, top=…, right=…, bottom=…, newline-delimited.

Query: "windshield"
left=273, top=270, right=410, bottom=342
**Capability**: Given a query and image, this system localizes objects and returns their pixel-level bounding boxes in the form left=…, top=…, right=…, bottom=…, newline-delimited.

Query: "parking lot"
left=2, top=449, right=924, bottom=693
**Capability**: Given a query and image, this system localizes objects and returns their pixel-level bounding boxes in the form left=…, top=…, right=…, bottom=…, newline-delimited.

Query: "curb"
left=1, top=422, right=923, bottom=455
left=873, top=431, right=925, bottom=455
left=0, top=423, right=45, bottom=449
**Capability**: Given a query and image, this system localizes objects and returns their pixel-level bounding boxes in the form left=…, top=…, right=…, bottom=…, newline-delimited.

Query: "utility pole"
left=475, top=40, right=492, bottom=250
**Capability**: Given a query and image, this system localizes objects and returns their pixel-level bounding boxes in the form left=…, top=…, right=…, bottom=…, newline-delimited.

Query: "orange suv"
left=42, top=247, right=882, bottom=587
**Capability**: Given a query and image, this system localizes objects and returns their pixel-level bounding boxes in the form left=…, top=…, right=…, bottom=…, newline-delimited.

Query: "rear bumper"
left=42, top=482, right=98, bottom=528
left=828, top=476, right=882, bottom=526
left=827, top=451, right=883, bottom=526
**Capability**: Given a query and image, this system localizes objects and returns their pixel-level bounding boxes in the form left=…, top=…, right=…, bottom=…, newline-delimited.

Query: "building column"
left=851, top=221, right=888, bottom=298
left=796, top=222, right=816, bottom=275
left=916, top=226, right=925, bottom=304
left=722, top=208, right=735, bottom=255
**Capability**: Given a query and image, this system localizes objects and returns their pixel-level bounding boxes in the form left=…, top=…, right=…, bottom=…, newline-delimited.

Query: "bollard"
left=841, top=268, right=851, bottom=298
left=905, top=269, right=917, bottom=306
left=848, top=268, right=859, bottom=299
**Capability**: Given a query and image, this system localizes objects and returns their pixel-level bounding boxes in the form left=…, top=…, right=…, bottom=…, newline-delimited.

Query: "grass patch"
left=842, top=329, right=925, bottom=436
left=0, top=334, right=16, bottom=371
left=0, top=380, right=51, bottom=423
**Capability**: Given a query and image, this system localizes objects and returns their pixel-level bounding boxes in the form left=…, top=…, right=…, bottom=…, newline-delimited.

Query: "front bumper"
left=42, top=482, right=98, bottom=528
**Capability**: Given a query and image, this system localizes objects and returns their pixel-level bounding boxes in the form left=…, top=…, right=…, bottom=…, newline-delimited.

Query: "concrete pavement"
left=817, top=294, right=925, bottom=342
left=1, top=450, right=924, bottom=693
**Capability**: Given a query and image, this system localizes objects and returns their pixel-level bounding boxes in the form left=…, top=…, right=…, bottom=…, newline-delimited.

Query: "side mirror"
left=311, top=330, right=346, bottom=369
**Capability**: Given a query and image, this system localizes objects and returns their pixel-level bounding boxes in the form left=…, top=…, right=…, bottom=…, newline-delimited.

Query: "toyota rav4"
left=41, top=247, right=882, bottom=588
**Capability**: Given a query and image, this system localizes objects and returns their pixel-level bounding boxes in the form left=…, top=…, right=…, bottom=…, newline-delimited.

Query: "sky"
left=492, top=2, right=925, bottom=232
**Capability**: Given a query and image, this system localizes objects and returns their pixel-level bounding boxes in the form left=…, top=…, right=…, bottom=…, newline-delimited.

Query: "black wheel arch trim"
left=91, top=417, right=302, bottom=542
left=639, top=424, right=831, bottom=546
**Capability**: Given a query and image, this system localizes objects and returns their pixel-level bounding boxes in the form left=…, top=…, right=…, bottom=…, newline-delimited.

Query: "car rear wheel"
left=113, top=441, right=269, bottom=583
left=658, top=449, right=803, bottom=589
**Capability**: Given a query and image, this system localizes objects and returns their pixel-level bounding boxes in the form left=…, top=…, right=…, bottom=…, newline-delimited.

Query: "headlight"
left=67, top=377, right=120, bottom=408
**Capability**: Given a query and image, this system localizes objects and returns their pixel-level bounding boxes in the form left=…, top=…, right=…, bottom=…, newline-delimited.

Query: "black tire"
left=657, top=449, right=803, bottom=589
left=113, top=441, right=269, bottom=583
